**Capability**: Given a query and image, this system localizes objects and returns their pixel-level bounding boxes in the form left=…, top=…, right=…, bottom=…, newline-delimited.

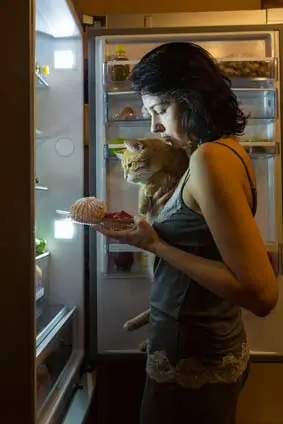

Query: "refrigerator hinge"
left=82, top=14, right=107, bottom=30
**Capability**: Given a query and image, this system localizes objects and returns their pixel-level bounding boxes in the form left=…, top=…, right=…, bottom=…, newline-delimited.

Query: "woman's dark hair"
left=129, top=42, right=248, bottom=143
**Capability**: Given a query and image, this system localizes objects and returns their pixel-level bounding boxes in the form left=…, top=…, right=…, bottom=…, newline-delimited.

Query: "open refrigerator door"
left=34, top=0, right=93, bottom=423
left=88, top=27, right=283, bottom=359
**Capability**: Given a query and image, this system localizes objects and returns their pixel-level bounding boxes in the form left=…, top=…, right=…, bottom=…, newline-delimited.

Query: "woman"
left=97, top=42, right=278, bottom=424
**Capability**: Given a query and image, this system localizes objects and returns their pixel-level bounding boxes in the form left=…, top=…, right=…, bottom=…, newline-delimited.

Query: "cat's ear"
left=124, top=139, right=144, bottom=153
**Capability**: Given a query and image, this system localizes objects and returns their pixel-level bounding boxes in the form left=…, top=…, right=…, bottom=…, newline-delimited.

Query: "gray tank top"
left=146, top=142, right=255, bottom=389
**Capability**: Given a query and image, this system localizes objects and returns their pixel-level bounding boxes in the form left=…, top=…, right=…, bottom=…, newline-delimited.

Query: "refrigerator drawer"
left=36, top=307, right=77, bottom=417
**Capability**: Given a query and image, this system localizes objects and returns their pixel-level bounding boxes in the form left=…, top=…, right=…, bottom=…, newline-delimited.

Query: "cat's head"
left=116, top=138, right=166, bottom=184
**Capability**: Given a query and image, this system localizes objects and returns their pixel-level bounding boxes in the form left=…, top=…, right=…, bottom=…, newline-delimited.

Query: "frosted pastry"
left=70, top=196, right=106, bottom=224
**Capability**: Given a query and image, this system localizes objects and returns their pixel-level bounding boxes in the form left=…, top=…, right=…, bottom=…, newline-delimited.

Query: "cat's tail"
left=123, top=308, right=150, bottom=331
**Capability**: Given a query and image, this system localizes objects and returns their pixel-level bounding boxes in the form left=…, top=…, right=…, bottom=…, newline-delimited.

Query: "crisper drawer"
left=36, top=307, right=77, bottom=419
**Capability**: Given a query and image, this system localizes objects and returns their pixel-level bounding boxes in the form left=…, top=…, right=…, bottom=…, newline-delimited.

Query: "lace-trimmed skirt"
left=140, top=364, right=249, bottom=424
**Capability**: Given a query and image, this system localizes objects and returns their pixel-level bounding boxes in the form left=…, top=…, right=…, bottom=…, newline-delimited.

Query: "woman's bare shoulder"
left=185, top=138, right=277, bottom=317
left=191, top=138, right=255, bottom=182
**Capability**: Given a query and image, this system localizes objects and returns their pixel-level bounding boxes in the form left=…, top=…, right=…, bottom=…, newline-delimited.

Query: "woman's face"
left=142, top=94, right=188, bottom=148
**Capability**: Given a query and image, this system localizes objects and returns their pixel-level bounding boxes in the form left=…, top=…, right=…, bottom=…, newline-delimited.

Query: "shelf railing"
left=35, top=185, right=48, bottom=191
left=36, top=70, right=49, bottom=88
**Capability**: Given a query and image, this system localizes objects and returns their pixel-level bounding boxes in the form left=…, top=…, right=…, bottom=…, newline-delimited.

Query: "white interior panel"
left=35, top=32, right=84, bottom=349
left=36, top=0, right=80, bottom=37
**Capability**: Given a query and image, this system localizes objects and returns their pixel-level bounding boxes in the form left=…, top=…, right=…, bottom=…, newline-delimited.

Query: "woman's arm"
left=153, top=143, right=278, bottom=317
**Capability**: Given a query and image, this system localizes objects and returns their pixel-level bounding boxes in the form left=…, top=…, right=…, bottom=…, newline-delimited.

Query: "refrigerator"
left=3, top=3, right=283, bottom=423
left=34, top=0, right=89, bottom=423
left=87, top=14, right=283, bottom=359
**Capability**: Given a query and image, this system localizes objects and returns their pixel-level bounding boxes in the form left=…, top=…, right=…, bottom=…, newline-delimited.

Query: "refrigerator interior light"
left=54, top=218, right=75, bottom=239
left=54, top=50, right=75, bottom=69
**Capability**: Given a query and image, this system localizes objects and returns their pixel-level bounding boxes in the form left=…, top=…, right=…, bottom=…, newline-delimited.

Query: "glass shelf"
left=107, top=119, right=150, bottom=127
left=235, top=88, right=276, bottom=119
left=104, top=58, right=276, bottom=92
left=36, top=252, right=50, bottom=261
left=104, top=141, right=277, bottom=161
left=36, top=305, right=68, bottom=348
left=240, top=118, right=274, bottom=143
left=106, top=90, right=148, bottom=122
left=106, top=88, right=276, bottom=126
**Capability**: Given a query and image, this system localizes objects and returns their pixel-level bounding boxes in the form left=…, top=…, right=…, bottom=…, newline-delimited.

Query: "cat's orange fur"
left=118, top=138, right=189, bottom=217
left=117, top=138, right=189, bottom=351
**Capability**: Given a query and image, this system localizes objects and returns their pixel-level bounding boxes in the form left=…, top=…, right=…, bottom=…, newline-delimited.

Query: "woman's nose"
left=151, top=117, right=165, bottom=134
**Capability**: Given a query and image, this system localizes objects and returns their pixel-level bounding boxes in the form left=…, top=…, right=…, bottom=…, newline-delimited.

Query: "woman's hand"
left=95, top=216, right=160, bottom=253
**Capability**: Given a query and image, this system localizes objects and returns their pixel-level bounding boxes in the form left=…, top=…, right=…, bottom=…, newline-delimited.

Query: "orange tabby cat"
left=117, top=138, right=189, bottom=351
left=117, top=138, right=189, bottom=217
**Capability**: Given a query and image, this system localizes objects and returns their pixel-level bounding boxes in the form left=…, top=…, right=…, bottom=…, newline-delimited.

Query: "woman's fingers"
left=94, top=221, right=139, bottom=239
left=94, top=225, right=128, bottom=238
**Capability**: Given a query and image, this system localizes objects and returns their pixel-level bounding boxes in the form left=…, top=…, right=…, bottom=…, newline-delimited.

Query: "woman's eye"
left=157, top=109, right=166, bottom=115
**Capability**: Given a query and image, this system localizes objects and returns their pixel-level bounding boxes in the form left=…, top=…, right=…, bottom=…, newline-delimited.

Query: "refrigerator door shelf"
left=36, top=307, right=78, bottom=418
left=36, top=70, right=49, bottom=88
left=37, top=350, right=83, bottom=424
left=36, top=305, right=69, bottom=348
left=36, top=308, right=82, bottom=424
